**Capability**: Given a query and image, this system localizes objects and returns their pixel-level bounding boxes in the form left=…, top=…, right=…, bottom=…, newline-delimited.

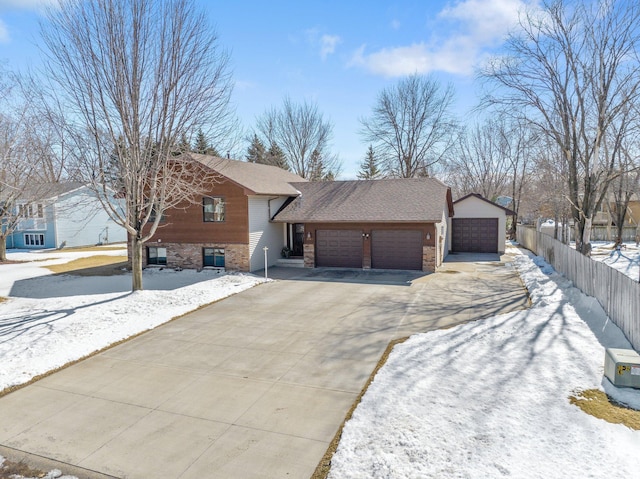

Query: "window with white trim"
left=18, top=203, right=44, bottom=219
left=24, top=233, right=45, bottom=247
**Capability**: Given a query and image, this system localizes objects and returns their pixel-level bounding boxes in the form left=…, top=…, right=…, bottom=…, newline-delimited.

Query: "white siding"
left=438, top=207, right=450, bottom=262
left=55, top=188, right=127, bottom=248
left=453, top=197, right=508, bottom=254
left=248, top=196, right=288, bottom=272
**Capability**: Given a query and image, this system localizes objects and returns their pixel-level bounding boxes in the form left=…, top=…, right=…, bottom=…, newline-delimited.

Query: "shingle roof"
left=273, top=178, right=452, bottom=223
left=454, top=193, right=516, bottom=215
left=189, top=154, right=306, bottom=196
left=6, top=182, right=87, bottom=202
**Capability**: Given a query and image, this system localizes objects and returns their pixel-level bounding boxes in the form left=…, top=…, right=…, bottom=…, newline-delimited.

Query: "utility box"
left=604, top=348, right=640, bottom=389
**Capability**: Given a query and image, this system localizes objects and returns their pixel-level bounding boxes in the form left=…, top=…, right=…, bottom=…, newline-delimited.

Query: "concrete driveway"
left=0, top=252, right=529, bottom=479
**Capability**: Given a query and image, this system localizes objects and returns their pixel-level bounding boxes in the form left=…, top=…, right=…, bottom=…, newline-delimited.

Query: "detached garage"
left=451, top=194, right=515, bottom=254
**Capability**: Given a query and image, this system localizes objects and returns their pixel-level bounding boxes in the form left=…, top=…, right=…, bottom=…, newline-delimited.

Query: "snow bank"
left=329, top=247, right=640, bottom=479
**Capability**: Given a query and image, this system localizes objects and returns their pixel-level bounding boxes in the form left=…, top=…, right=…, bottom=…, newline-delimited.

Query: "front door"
left=292, top=223, right=305, bottom=256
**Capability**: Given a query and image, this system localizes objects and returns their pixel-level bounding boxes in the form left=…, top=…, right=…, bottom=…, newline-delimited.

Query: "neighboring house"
left=609, top=194, right=640, bottom=227
left=452, top=193, right=515, bottom=254
left=272, top=178, right=454, bottom=272
left=142, top=155, right=306, bottom=271
left=7, top=182, right=127, bottom=249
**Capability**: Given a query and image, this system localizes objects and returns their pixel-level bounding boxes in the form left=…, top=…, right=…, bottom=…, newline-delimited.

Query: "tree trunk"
left=131, top=237, right=144, bottom=291
left=581, top=217, right=593, bottom=256
left=0, top=236, right=6, bottom=262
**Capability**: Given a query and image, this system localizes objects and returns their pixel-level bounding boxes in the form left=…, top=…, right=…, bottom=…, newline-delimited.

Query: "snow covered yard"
left=590, top=241, right=640, bottom=281
left=0, top=247, right=265, bottom=393
left=329, top=246, right=640, bottom=479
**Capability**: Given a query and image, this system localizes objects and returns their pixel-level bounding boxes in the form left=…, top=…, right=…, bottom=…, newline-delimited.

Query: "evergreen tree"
left=357, top=145, right=382, bottom=180
left=193, top=128, right=209, bottom=154
left=192, top=128, right=220, bottom=156
left=246, top=134, right=266, bottom=163
left=307, top=149, right=324, bottom=181
left=174, top=132, right=191, bottom=156
left=266, top=142, right=289, bottom=170
left=307, top=149, right=335, bottom=181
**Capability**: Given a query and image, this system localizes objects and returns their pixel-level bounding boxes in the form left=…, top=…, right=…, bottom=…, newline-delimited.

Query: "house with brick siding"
left=142, top=154, right=511, bottom=273
left=142, top=154, right=306, bottom=272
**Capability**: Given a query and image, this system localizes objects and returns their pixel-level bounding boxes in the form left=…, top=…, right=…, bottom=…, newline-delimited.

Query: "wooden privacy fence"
left=516, top=225, right=640, bottom=351
left=539, top=225, right=639, bottom=243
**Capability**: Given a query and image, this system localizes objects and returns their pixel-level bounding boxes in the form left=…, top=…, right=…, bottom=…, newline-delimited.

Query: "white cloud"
left=0, top=0, right=56, bottom=9
left=0, top=0, right=58, bottom=43
left=0, top=17, right=9, bottom=43
left=306, top=28, right=342, bottom=60
left=439, top=0, right=528, bottom=42
left=351, top=0, right=537, bottom=77
left=350, top=41, right=476, bottom=77
left=320, top=34, right=341, bottom=60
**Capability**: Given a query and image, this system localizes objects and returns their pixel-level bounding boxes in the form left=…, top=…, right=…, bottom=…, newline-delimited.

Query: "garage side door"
left=452, top=218, right=498, bottom=253
left=371, top=230, right=423, bottom=270
left=316, top=230, right=363, bottom=268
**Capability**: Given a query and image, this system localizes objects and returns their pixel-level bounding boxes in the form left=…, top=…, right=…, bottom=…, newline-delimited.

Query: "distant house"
left=7, top=182, right=127, bottom=249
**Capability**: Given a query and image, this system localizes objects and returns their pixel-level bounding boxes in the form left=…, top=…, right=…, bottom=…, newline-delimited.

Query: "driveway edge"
left=0, top=445, right=119, bottom=479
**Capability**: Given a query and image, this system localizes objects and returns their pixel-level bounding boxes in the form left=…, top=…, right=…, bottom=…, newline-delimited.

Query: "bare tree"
left=501, top=119, right=537, bottom=237
left=526, top=133, right=573, bottom=242
left=446, top=119, right=511, bottom=200
left=0, top=78, right=50, bottom=260
left=606, top=117, right=640, bottom=241
left=39, top=0, right=236, bottom=290
left=481, top=0, right=640, bottom=255
left=360, top=74, right=457, bottom=178
left=256, top=97, right=340, bottom=179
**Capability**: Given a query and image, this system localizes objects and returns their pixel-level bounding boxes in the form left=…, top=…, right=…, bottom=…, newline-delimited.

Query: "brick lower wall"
left=303, top=243, right=315, bottom=268
left=422, top=245, right=436, bottom=273
left=143, top=242, right=250, bottom=272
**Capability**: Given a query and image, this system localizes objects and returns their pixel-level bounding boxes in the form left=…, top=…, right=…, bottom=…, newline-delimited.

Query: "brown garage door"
left=371, top=230, right=423, bottom=270
left=452, top=218, right=498, bottom=253
left=316, top=230, right=363, bottom=268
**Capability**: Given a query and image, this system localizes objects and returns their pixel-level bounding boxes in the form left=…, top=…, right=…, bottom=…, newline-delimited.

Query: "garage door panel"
left=316, top=230, right=363, bottom=268
left=372, top=230, right=422, bottom=270
left=452, top=218, right=498, bottom=253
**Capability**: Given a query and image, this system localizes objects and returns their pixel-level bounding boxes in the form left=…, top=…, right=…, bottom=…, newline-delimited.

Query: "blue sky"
left=0, top=0, right=535, bottom=178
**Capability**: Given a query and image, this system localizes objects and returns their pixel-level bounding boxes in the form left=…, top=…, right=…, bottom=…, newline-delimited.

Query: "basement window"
left=147, top=246, right=167, bottom=266
left=24, top=233, right=45, bottom=247
left=203, top=247, right=225, bottom=268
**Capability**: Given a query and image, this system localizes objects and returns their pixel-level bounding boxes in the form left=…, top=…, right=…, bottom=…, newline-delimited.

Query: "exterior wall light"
left=426, top=232, right=431, bottom=240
